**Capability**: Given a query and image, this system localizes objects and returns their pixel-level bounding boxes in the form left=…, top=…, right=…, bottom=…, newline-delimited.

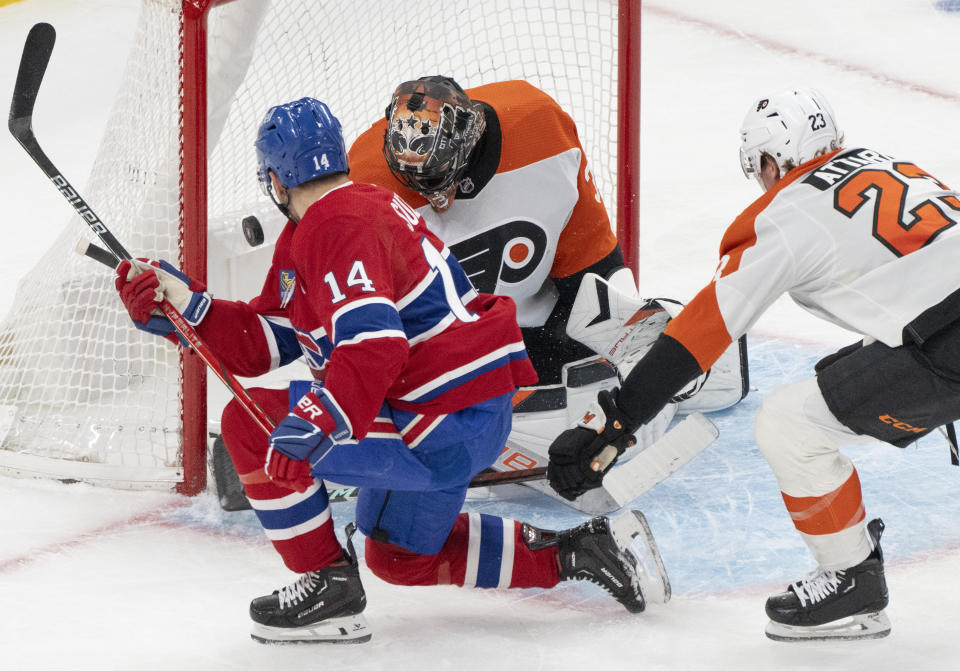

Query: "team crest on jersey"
left=449, top=220, right=548, bottom=294
left=279, top=270, right=295, bottom=308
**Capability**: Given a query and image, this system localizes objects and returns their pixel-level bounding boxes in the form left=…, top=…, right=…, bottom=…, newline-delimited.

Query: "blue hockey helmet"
left=255, top=97, right=348, bottom=200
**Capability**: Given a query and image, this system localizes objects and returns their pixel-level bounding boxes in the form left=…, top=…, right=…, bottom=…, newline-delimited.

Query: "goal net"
left=0, top=0, right=637, bottom=492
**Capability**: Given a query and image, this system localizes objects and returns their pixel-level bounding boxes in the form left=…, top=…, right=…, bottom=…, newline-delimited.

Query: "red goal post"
left=0, top=0, right=640, bottom=494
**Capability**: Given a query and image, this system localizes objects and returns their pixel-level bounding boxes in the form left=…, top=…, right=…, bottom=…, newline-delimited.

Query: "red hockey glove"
left=265, top=389, right=353, bottom=490
left=115, top=258, right=211, bottom=339
left=264, top=447, right=315, bottom=493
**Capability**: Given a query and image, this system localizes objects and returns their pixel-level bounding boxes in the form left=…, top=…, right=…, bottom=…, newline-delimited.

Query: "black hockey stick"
left=9, top=23, right=130, bottom=262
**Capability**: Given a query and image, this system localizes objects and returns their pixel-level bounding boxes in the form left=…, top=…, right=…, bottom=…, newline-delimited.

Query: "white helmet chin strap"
left=426, top=184, right=457, bottom=212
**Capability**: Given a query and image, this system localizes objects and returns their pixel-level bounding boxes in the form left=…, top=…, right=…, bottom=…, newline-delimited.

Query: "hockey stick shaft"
left=71, top=243, right=276, bottom=436
left=326, top=466, right=548, bottom=501
left=10, top=22, right=277, bottom=438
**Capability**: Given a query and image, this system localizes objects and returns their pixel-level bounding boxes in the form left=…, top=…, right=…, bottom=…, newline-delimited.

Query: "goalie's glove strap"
left=617, top=334, right=703, bottom=427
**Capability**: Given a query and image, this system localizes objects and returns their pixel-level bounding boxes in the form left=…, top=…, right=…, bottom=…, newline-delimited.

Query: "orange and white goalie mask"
left=382, top=76, right=486, bottom=211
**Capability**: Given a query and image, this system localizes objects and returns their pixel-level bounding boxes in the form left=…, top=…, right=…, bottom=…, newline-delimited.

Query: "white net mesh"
left=0, top=0, right=624, bottom=490
left=205, top=0, right=621, bottom=242
left=0, top=1, right=184, bottom=488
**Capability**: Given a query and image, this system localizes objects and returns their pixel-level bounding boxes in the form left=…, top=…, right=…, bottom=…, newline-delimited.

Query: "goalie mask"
left=382, top=76, right=486, bottom=209
left=739, top=87, right=843, bottom=186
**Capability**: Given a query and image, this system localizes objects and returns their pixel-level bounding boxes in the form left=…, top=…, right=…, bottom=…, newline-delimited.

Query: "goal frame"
left=178, top=0, right=641, bottom=495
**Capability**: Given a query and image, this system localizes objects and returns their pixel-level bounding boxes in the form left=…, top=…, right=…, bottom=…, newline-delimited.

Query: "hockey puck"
left=241, top=215, right=264, bottom=247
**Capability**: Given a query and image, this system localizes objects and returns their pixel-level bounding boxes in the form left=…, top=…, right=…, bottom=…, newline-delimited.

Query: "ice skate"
left=765, top=518, right=890, bottom=642
left=523, top=509, right=670, bottom=612
left=249, top=523, right=370, bottom=644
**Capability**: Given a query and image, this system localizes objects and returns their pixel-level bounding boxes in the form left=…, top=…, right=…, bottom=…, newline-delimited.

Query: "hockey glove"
left=266, top=389, right=352, bottom=490
left=547, top=389, right=637, bottom=501
left=115, top=258, right=211, bottom=339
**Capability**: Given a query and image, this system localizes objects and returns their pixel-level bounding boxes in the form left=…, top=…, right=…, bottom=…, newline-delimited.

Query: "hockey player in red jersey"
left=113, top=97, right=670, bottom=643
left=348, top=76, right=749, bottom=512
left=547, top=87, right=960, bottom=641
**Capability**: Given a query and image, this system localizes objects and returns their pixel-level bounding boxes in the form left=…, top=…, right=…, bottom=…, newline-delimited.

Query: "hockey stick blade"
left=602, top=412, right=719, bottom=508
left=8, top=22, right=132, bottom=261
left=8, top=22, right=55, bottom=139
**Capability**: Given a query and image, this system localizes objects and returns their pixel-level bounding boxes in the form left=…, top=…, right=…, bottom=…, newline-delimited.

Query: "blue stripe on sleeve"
left=266, top=320, right=306, bottom=367
left=334, top=301, right=405, bottom=344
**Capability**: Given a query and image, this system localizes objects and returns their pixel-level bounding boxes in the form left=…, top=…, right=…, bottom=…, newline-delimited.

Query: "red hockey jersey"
left=197, top=181, right=537, bottom=440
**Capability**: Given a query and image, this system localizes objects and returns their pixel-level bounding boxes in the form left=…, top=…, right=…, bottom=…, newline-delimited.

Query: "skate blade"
left=765, top=610, right=891, bottom=642
left=250, top=613, right=371, bottom=644
left=608, top=509, right=672, bottom=605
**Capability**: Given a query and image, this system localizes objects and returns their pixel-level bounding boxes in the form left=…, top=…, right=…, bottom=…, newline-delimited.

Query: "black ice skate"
left=249, top=523, right=370, bottom=644
left=523, top=509, right=670, bottom=612
left=765, top=518, right=890, bottom=642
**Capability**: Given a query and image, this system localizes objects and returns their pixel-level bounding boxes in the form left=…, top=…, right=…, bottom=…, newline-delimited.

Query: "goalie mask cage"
left=0, top=0, right=640, bottom=494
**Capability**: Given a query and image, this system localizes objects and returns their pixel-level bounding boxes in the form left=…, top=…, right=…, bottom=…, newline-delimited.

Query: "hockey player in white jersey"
left=546, top=87, right=960, bottom=640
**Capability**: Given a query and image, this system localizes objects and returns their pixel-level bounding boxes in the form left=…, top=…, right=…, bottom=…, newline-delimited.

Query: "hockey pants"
left=221, top=386, right=560, bottom=588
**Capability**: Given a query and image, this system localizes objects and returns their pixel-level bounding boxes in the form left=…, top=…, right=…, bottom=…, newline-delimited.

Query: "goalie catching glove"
left=114, top=258, right=211, bottom=340
left=265, top=388, right=352, bottom=492
left=547, top=389, right=638, bottom=501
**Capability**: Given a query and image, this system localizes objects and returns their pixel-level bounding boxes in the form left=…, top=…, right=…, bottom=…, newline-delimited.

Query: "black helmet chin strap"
left=268, top=180, right=298, bottom=224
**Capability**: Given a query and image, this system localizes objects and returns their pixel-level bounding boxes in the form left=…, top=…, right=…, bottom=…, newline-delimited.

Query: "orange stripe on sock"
left=781, top=468, right=866, bottom=536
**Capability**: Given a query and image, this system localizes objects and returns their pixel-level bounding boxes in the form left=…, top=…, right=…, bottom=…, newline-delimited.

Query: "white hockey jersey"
left=666, top=147, right=960, bottom=371
left=348, top=80, right=618, bottom=329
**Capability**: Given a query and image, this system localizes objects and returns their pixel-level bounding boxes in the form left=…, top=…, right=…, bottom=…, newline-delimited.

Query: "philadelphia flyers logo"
left=449, top=220, right=548, bottom=293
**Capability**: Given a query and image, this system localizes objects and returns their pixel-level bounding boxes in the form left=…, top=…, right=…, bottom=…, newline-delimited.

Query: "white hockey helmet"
left=739, top=87, right=843, bottom=185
